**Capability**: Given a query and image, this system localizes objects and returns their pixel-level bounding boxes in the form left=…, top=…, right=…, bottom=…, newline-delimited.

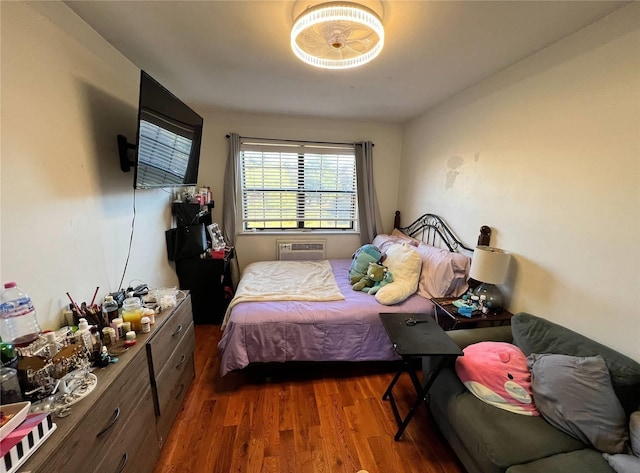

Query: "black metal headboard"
left=393, top=211, right=490, bottom=252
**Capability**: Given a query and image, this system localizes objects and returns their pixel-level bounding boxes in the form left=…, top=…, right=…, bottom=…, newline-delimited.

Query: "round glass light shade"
left=291, top=2, right=384, bottom=70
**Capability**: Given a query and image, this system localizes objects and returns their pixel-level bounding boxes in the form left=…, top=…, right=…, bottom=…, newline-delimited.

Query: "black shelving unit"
left=167, top=202, right=231, bottom=324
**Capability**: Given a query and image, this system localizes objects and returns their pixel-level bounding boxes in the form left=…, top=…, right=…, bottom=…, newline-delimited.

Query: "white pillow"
left=375, top=243, right=422, bottom=305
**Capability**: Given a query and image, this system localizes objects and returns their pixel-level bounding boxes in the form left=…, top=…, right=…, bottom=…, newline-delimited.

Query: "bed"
left=217, top=212, right=490, bottom=376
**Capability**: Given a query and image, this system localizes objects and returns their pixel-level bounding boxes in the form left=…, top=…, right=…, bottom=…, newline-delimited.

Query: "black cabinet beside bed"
left=176, top=256, right=230, bottom=324
left=169, top=201, right=231, bottom=324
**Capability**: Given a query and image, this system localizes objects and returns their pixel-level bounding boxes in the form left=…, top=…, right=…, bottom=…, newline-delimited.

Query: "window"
left=240, top=139, right=358, bottom=231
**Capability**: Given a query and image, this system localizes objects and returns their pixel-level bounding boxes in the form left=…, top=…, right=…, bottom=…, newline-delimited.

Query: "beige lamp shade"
left=469, top=246, right=511, bottom=285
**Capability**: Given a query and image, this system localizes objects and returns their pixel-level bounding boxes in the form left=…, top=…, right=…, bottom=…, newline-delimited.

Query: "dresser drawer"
left=155, top=322, right=195, bottom=415
left=147, top=296, right=193, bottom=375
left=43, top=350, right=150, bottom=471
left=156, top=352, right=194, bottom=447
left=120, top=420, right=159, bottom=473
left=95, top=387, right=158, bottom=473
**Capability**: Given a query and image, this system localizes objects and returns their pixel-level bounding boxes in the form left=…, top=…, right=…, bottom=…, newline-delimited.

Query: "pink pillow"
left=455, top=342, right=539, bottom=416
left=415, top=243, right=470, bottom=298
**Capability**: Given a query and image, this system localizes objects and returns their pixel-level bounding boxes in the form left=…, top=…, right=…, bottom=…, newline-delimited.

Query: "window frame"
left=238, top=138, right=359, bottom=234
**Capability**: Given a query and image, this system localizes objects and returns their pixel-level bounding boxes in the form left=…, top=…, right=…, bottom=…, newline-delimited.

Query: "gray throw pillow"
left=528, top=353, right=628, bottom=454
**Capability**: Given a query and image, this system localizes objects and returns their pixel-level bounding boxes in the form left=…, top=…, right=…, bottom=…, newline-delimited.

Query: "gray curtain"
left=223, top=133, right=240, bottom=286
left=355, top=141, right=382, bottom=245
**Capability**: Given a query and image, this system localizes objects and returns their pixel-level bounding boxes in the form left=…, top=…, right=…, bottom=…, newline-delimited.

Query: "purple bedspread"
left=217, top=259, right=434, bottom=375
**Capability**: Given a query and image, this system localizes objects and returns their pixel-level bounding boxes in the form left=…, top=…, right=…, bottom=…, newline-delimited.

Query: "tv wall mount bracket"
left=117, top=134, right=137, bottom=172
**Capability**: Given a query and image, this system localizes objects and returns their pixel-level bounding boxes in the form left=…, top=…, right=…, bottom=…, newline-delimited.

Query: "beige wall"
left=0, top=2, right=403, bottom=331
left=399, top=4, right=640, bottom=361
left=197, top=109, right=403, bottom=270
left=1, top=2, right=179, bottom=331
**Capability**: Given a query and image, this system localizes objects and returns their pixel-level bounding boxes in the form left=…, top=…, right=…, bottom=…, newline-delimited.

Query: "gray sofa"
left=425, top=312, right=640, bottom=473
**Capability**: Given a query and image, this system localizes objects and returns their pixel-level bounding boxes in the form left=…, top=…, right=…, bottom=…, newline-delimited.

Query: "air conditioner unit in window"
left=277, top=240, right=326, bottom=261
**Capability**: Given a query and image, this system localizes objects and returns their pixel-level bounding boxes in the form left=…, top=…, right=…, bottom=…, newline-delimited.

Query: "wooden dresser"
left=19, top=294, right=195, bottom=473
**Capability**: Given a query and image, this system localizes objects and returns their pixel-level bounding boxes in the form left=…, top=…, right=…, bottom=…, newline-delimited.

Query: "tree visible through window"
left=240, top=140, right=358, bottom=231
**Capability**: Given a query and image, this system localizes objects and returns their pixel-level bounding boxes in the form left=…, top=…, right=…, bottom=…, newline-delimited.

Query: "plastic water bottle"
left=0, top=282, right=42, bottom=347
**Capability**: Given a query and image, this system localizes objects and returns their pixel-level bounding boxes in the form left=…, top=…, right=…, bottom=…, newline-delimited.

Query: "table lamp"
left=469, top=245, right=511, bottom=310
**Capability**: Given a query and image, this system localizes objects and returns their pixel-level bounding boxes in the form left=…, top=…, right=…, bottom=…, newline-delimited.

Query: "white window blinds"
left=240, top=139, right=357, bottom=231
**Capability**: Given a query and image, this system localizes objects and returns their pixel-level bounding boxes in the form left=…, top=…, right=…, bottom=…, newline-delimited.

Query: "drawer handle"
left=97, top=407, right=121, bottom=437
left=172, top=324, right=183, bottom=337
left=175, top=354, right=186, bottom=369
left=115, top=452, right=128, bottom=473
left=175, top=383, right=185, bottom=400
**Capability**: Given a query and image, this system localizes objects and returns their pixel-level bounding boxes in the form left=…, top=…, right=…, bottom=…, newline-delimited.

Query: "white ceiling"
left=64, top=0, right=625, bottom=123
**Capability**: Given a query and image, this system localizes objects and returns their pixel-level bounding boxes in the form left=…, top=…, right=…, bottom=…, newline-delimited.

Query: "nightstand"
left=431, top=297, right=514, bottom=331
left=175, top=256, right=231, bottom=324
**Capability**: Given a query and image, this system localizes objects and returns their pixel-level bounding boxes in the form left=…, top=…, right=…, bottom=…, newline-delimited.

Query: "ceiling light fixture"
left=291, top=2, right=384, bottom=70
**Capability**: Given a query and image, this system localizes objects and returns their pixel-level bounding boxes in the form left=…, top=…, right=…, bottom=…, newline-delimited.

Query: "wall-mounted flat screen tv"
left=122, top=71, right=203, bottom=189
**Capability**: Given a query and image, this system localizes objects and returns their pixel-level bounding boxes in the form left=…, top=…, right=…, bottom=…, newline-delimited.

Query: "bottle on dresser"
left=75, top=318, right=93, bottom=351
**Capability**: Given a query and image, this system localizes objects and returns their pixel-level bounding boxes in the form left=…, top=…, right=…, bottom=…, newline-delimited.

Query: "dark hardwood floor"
left=153, top=324, right=466, bottom=473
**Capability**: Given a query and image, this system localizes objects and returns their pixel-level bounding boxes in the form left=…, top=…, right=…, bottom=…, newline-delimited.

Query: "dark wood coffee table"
left=379, top=313, right=463, bottom=440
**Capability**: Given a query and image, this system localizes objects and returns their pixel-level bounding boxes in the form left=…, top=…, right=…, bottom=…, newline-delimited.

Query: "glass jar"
left=121, top=297, right=143, bottom=332
left=140, top=317, right=151, bottom=334
left=0, top=367, right=23, bottom=403
left=101, top=295, right=119, bottom=326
